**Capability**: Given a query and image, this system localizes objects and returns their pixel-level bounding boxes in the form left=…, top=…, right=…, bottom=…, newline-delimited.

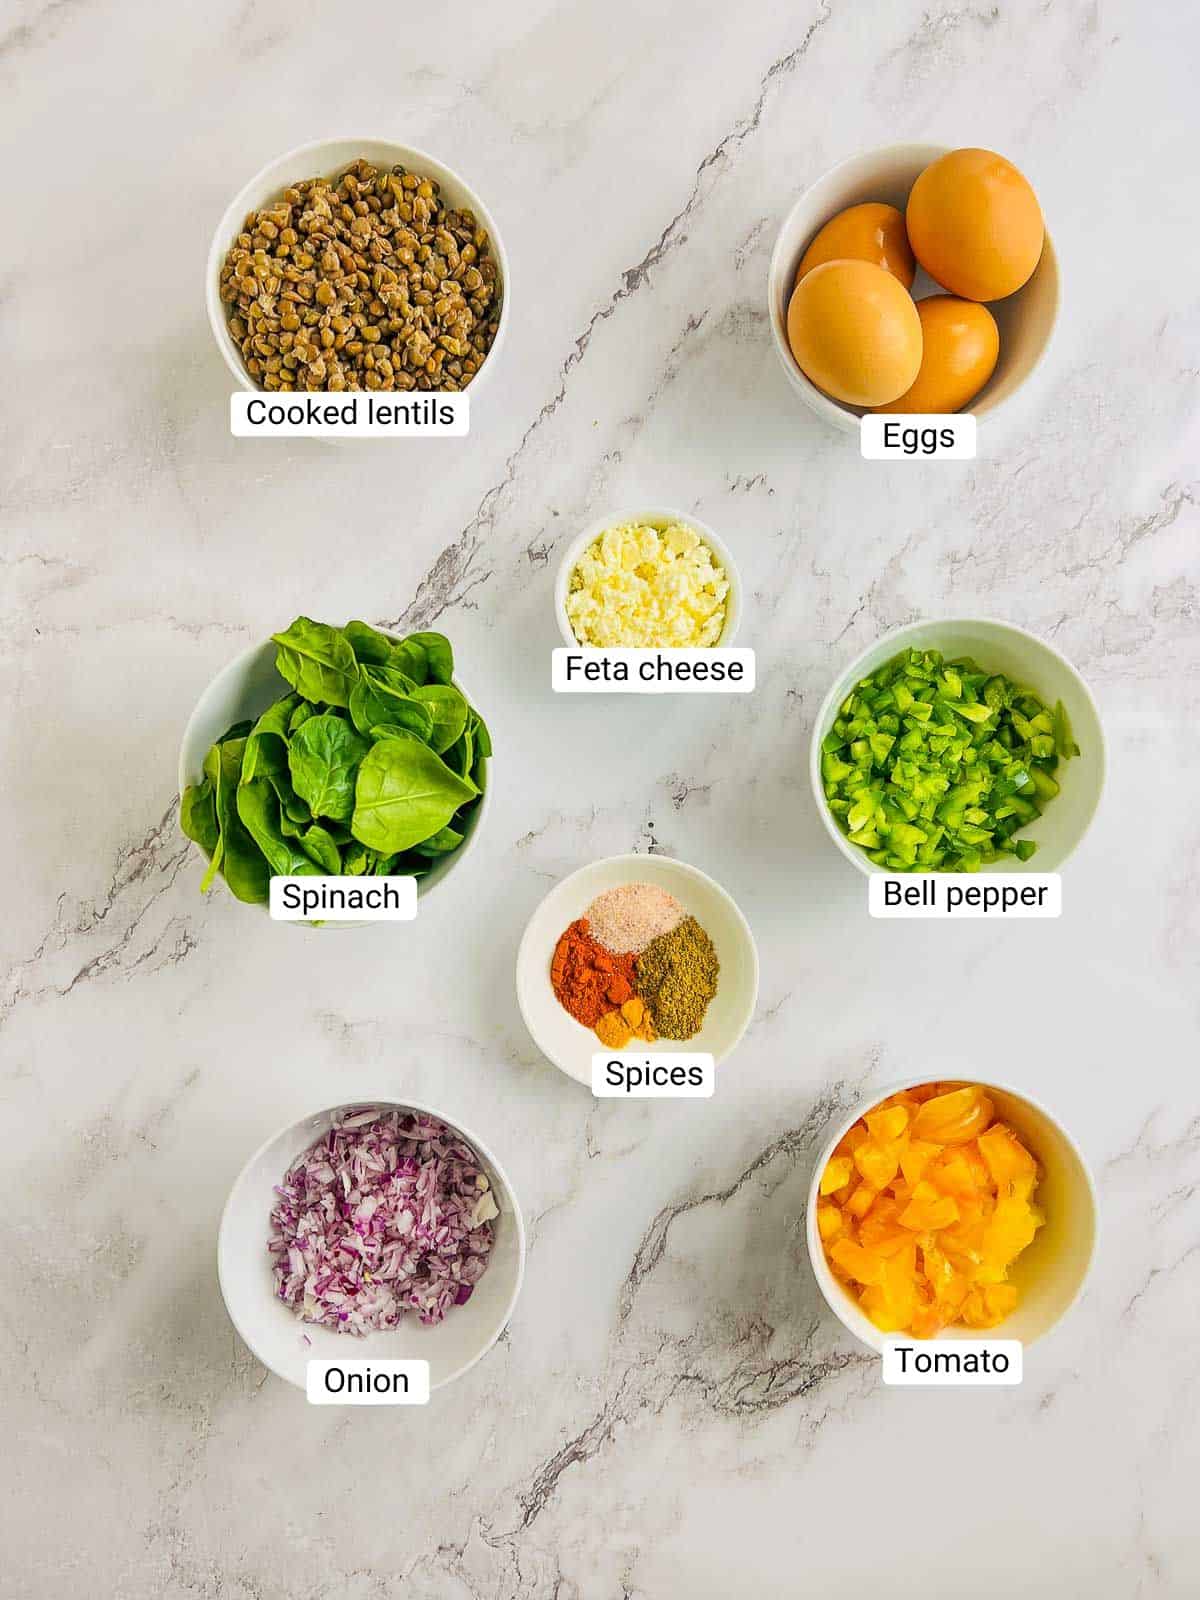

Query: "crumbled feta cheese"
left=565, top=520, right=729, bottom=648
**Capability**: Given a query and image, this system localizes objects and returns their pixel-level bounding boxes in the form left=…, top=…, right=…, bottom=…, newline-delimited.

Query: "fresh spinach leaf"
left=349, top=666, right=433, bottom=742
left=236, top=778, right=325, bottom=878
left=403, top=631, right=454, bottom=685
left=444, top=724, right=474, bottom=779
left=366, top=662, right=419, bottom=695
left=342, top=841, right=370, bottom=875
left=387, top=639, right=427, bottom=684
left=351, top=738, right=477, bottom=854
left=390, top=850, right=432, bottom=877
left=412, top=683, right=468, bottom=754
left=279, top=809, right=341, bottom=868
left=241, top=693, right=300, bottom=784
left=344, top=619, right=395, bottom=666
left=212, top=739, right=271, bottom=902
left=468, top=705, right=493, bottom=760
left=293, top=820, right=342, bottom=873
left=198, top=746, right=225, bottom=891
left=288, top=700, right=315, bottom=735
left=412, top=824, right=463, bottom=856
left=287, top=712, right=370, bottom=823
left=269, top=769, right=310, bottom=824
left=271, top=617, right=359, bottom=707
left=180, top=776, right=219, bottom=857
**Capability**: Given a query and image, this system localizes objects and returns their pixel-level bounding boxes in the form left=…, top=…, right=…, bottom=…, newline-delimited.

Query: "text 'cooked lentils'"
left=219, top=159, right=502, bottom=393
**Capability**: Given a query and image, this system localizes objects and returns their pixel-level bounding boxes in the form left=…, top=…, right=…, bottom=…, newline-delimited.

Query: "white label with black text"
left=869, top=873, right=1060, bottom=919
left=306, top=1359, right=430, bottom=1405
left=591, top=1052, right=715, bottom=1097
left=882, top=1339, right=1022, bottom=1386
left=270, top=876, right=417, bottom=921
left=861, top=415, right=976, bottom=460
left=231, top=392, right=467, bottom=438
left=552, top=648, right=754, bottom=694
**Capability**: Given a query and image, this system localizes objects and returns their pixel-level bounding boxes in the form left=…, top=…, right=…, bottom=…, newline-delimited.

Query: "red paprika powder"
left=550, top=918, right=636, bottom=1027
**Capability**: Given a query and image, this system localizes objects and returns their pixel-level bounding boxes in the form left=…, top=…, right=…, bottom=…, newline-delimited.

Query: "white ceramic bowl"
left=516, top=853, right=758, bottom=1086
left=206, top=136, right=510, bottom=398
left=554, top=507, right=742, bottom=650
left=809, top=618, right=1104, bottom=875
left=768, top=143, right=1060, bottom=433
left=178, top=633, right=491, bottom=910
left=218, top=1098, right=526, bottom=1391
left=806, top=1077, right=1097, bottom=1352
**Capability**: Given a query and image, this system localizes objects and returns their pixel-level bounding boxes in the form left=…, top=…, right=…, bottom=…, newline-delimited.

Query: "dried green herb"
left=635, top=917, right=720, bottom=1041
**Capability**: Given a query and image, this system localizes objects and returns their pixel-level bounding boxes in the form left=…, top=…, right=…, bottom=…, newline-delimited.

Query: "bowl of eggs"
left=768, top=143, right=1059, bottom=432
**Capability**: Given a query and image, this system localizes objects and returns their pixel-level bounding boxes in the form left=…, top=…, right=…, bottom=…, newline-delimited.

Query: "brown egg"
left=906, top=148, right=1044, bottom=301
left=787, top=260, right=923, bottom=408
left=871, top=296, right=999, bottom=414
left=797, top=202, right=916, bottom=289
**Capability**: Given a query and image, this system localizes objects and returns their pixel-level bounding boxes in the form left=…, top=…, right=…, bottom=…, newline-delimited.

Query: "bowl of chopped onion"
left=218, top=1099, right=525, bottom=1391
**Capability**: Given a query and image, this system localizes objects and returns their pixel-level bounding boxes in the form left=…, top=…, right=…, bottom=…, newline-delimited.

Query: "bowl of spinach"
left=178, top=617, right=492, bottom=916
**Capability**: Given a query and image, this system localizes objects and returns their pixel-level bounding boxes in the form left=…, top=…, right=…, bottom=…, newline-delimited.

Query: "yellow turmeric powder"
left=595, top=1010, right=632, bottom=1048
left=593, top=996, right=658, bottom=1047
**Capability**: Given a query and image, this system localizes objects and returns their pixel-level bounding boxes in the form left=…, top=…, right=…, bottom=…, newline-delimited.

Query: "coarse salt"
left=585, top=882, right=685, bottom=955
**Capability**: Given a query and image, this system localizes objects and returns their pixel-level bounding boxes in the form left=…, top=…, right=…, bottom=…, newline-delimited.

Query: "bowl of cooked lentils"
left=206, top=137, right=509, bottom=398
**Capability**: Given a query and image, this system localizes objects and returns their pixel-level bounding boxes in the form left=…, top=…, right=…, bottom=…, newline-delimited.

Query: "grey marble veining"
left=2, top=0, right=1198, bottom=1595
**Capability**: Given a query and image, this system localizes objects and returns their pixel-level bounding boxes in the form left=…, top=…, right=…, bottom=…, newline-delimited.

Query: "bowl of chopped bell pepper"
left=806, top=1078, right=1097, bottom=1351
left=810, top=618, right=1105, bottom=874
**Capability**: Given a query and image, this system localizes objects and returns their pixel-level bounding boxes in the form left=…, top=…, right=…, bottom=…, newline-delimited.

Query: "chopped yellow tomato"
left=820, top=1156, right=853, bottom=1195
left=910, top=1085, right=994, bottom=1145
left=854, top=1138, right=902, bottom=1190
left=899, top=1138, right=941, bottom=1185
left=817, top=1084, right=1043, bottom=1338
left=816, top=1201, right=843, bottom=1242
left=977, top=1122, right=1037, bottom=1186
left=865, top=1104, right=909, bottom=1142
left=830, top=1238, right=887, bottom=1287
left=845, top=1182, right=879, bottom=1220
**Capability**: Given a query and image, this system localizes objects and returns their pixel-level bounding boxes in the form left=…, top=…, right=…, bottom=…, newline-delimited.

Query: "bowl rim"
left=766, top=141, right=1060, bottom=434
left=807, top=615, right=1107, bottom=877
left=217, top=1095, right=528, bottom=1392
left=204, top=134, right=511, bottom=400
left=177, top=631, right=492, bottom=912
left=804, top=1073, right=1099, bottom=1353
left=515, top=849, right=760, bottom=1085
left=552, top=506, right=742, bottom=651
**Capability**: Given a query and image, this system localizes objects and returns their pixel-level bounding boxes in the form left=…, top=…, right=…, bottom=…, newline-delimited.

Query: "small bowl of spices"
left=206, top=137, right=509, bottom=397
left=516, top=853, right=758, bottom=1086
left=555, top=509, right=741, bottom=651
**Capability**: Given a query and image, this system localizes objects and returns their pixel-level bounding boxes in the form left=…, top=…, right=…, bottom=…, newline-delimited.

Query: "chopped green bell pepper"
left=820, top=646, right=1079, bottom=871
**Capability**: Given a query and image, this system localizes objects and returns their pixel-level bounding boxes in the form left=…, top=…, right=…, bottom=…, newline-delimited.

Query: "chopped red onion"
left=269, top=1107, right=498, bottom=1334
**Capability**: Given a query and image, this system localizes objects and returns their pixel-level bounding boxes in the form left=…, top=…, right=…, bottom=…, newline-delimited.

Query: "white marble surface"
left=3, top=1, right=1199, bottom=1594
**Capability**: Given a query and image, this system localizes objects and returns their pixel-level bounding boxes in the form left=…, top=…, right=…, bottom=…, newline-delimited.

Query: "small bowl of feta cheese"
left=555, top=508, right=742, bottom=650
